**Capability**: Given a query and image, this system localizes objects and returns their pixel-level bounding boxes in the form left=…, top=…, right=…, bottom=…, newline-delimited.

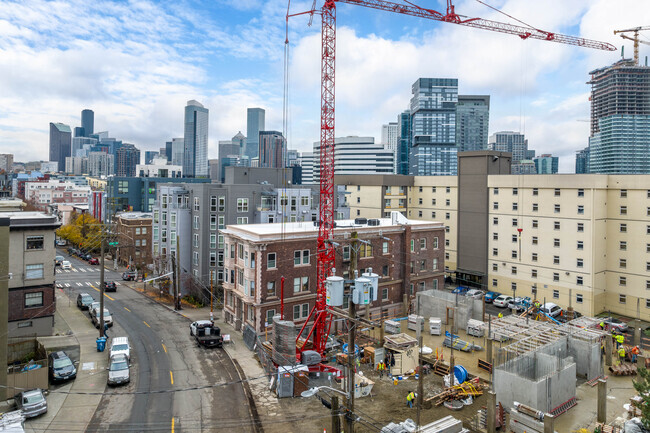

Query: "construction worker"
left=406, top=391, right=415, bottom=408
left=498, top=312, right=503, bottom=319
left=631, top=346, right=640, bottom=363
left=599, top=321, right=605, bottom=330
left=616, top=333, right=625, bottom=349
left=618, top=346, right=626, bottom=365
left=377, top=361, right=386, bottom=378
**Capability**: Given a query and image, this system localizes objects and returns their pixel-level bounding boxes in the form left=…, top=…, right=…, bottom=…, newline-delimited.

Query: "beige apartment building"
left=338, top=167, right=650, bottom=320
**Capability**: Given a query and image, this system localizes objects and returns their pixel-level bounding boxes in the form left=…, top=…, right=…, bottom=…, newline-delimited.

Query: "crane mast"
left=293, top=0, right=616, bottom=362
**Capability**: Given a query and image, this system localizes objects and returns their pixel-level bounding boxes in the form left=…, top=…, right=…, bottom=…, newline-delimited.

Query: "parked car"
left=603, top=317, right=629, bottom=333
left=55, top=256, right=64, bottom=266
left=122, top=271, right=137, bottom=281
left=540, top=302, right=563, bottom=318
left=48, top=351, right=77, bottom=382
left=190, top=320, right=214, bottom=336
left=14, top=389, right=47, bottom=418
left=507, top=297, right=530, bottom=313
left=464, top=289, right=484, bottom=299
left=103, top=281, right=117, bottom=292
left=82, top=253, right=92, bottom=261
left=484, top=291, right=501, bottom=303
left=451, top=286, right=470, bottom=295
left=92, top=308, right=113, bottom=328
left=109, top=337, right=131, bottom=361
left=88, top=257, right=99, bottom=265
left=107, top=354, right=130, bottom=386
left=76, top=293, right=94, bottom=310
left=56, top=239, right=67, bottom=246
left=61, top=261, right=72, bottom=270
left=493, top=295, right=513, bottom=308
left=89, top=302, right=101, bottom=317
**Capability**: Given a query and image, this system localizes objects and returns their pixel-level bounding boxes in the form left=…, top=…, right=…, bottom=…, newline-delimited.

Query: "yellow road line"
left=162, top=343, right=167, bottom=353
left=171, top=417, right=175, bottom=433
left=143, top=321, right=151, bottom=328
left=170, top=371, right=174, bottom=385
left=124, top=307, right=131, bottom=312
left=89, top=285, right=115, bottom=301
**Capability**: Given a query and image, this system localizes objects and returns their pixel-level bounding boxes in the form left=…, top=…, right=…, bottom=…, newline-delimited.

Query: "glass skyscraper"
left=587, top=59, right=650, bottom=174
left=183, top=100, right=209, bottom=177
left=245, top=108, right=265, bottom=161
left=81, top=109, right=94, bottom=137
left=456, top=95, right=490, bottom=152
left=49, top=122, right=72, bottom=172
left=397, top=111, right=411, bottom=175
left=409, top=78, right=458, bottom=175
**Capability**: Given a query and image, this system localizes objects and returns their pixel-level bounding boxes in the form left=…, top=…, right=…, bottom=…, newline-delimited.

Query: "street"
left=54, top=251, right=257, bottom=432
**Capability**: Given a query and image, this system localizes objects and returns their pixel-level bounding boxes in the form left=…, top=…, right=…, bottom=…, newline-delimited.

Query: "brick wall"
left=8, top=285, right=55, bottom=322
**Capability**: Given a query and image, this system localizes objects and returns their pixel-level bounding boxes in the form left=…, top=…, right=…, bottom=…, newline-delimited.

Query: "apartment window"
left=418, top=186, right=423, bottom=193
left=620, top=276, right=626, bottom=286
left=431, top=211, right=436, bottom=218
left=493, top=233, right=498, bottom=241
left=236, top=217, right=248, bottom=224
left=554, top=221, right=560, bottom=230
left=266, top=281, right=276, bottom=297
left=553, top=256, right=560, bottom=265
left=492, top=279, right=498, bottom=287
left=576, top=276, right=584, bottom=286
left=209, top=234, right=216, bottom=249
left=492, top=263, right=498, bottom=271
left=194, top=197, right=200, bottom=211
left=433, top=258, right=438, bottom=271
left=512, top=218, right=518, bottom=227
left=647, top=207, right=650, bottom=217
left=648, top=243, right=650, bottom=253
left=446, top=199, right=450, bottom=206
left=532, top=253, right=538, bottom=262
left=647, top=225, right=650, bottom=235
left=578, top=189, right=584, bottom=197
left=511, top=282, right=517, bottom=291
left=620, top=241, right=627, bottom=250
left=382, top=241, right=389, bottom=254
left=493, top=217, right=499, bottom=225
left=293, top=276, right=309, bottom=293
left=620, top=223, right=627, bottom=233
left=553, top=273, right=559, bottom=282
left=360, top=244, right=373, bottom=258
left=577, top=258, right=583, bottom=268
left=492, top=248, right=498, bottom=256
left=493, top=188, right=499, bottom=195
left=25, top=292, right=43, bottom=308
left=267, top=253, right=276, bottom=269
left=620, top=294, right=626, bottom=304
left=135, top=239, right=141, bottom=247
left=554, top=204, right=560, bottom=213
left=620, top=206, right=627, bottom=215
left=647, top=299, right=650, bottom=309
left=218, top=216, right=225, bottom=230
left=25, top=264, right=44, bottom=280
left=210, top=215, right=217, bottom=230
left=554, top=188, right=561, bottom=196
left=446, top=186, right=450, bottom=193
left=577, top=241, right=584, bottom=250
left=647, top=280, right=650, bottom=290
left=531, top=269, right=537, bottom=278
left=577, top=223, right=584, bottom=232
left=493, top=202, right=499, bottom=210
left=26, top=236, right=44, bottom=250
left=512, top=188, right=518, bottom=195
left=433, top=237, right=439, bottom=249
left=410, top=239, right=415, bottom=252
left=210, top=252, right=217, bottom=267
left=343, top=246, right=350, bottom=260
left=193, top=233, right=199, bottom=248
left=511, top=250, right=518, bottom=259
left=532, top=203, right=538, bottom=212
left=511, top=234, right=517, bottom=243
left=432, top=187, right=436, bottom=193
left=647, top=262, right=650, bottom=272
left=420, top=260, right=426, bottom=271
left=619, top=259, right=626, bottom=269
left=532, top=220, right=538, bottom=228
left=532, top=188, right=538, bottom=196
left=118, top=180, right=129, bottom=194
left=193, top=215, right=199, bottom=229
left=382, top=287, right=389, bottom=300
left=293, top=305, right=301, bottom=321
left=511, top=266, right=517, bottom=275
left=357, top=196, right=361, bottom=204
left=532, top=236, right=538, bottom=245
left=294, top=250, right=310, bottom=265
left=445, top=212, right=450, bottom=220
left=410, top=261, right=414, bottom=273
left=553, top=290, right=559, bottom=299
left=237, top=198, right=248, bottom=212
left=512, top=202, right=518, bottom=211
left=431, top=198, right=436, bottom=205
left=382, top=265, right=389, bottom=277
left=554, top=239, right=560, bottom=247
left=193, top=251, right=199, bottom=266
left=576, top=293, right=583, bottom=303
left=420, top=238, right=426, bottom=249
left=620, top=189, right=627, bottom=198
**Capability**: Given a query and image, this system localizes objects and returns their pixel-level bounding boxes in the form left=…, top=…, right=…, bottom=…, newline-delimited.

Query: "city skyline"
left=1, top=1, right=650, bottom=172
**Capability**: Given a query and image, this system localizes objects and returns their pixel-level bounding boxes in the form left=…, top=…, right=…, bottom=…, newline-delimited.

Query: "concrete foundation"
left=416, top=290, right=483, bottom=331
left=567, top=336, right=601, bottom=380
left=493, top=352, right=576, bottom=413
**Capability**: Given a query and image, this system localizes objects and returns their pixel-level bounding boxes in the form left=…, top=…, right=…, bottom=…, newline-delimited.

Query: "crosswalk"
left=56, top=267, right=99, bottom=274
left=56, top=281, right=122, bottom=288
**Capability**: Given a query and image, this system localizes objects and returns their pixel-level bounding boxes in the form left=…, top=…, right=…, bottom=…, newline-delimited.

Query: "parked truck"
left=190, top=320, right=223, bottom=348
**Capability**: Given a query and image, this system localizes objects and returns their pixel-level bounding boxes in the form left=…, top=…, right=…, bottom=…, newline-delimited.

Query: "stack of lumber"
left=426, top=381, right=487, bottom=406
left=608, top=363, right=637, bottom=375
left=509, top=408, right=544, bottom=433
left=595, top=424, right=622, bottom=433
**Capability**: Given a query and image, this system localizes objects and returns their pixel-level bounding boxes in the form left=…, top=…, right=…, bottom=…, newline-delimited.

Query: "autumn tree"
left=633, top=367, right=650, bottom=428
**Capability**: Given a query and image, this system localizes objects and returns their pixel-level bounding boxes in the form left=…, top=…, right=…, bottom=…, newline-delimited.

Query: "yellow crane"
left=614, top=26, right=650, bottom=65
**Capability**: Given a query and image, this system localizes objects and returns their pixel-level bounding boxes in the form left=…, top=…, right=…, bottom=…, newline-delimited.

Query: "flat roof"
left=2, top=211, right=60, bottom=228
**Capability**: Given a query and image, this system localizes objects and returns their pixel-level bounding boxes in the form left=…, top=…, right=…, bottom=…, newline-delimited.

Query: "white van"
left=109, top=337, right=131, bottom=361
left=540, top=303, right=563, bottom=318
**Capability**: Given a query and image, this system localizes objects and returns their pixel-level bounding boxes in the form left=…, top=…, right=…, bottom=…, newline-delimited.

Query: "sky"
left=1, top=0, right=649, bottom=173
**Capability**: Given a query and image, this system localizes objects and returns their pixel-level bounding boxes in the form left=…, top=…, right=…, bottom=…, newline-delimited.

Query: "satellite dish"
left=301, top=387, right=319, bottom=398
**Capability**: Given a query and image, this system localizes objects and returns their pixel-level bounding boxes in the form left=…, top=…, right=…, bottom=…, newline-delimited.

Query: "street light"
left=301, top=386, right=349, bottom=399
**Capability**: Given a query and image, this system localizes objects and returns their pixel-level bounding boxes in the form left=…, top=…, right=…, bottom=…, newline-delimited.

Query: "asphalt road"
left=55, top=251, right=256, bottom=432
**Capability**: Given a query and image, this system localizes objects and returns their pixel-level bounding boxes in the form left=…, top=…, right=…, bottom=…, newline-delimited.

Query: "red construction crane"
left=289, top=0, right=616, bottom=361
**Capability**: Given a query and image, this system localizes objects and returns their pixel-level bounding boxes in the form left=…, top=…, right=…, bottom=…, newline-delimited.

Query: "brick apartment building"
left=221, top=211, right=445, bottom=334
left=1, top=212, right=60, bottom=337
left=115, top=212, right=153, bottom=270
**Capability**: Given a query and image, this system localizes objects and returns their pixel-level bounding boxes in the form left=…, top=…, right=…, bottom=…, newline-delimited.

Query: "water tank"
left=367, top=218, right=380, bottom=226
left=326, top=276, right=345, bottom=306
left=354, top=217, right=368, bottom=225
left=362, top=271, right=379, bottom=302
left=273, top=315, right=296, bottom=365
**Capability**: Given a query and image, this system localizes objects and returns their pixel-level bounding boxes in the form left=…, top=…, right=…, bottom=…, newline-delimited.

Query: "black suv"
left=76, top=293, right=95, bottom=310
left=48, top=351, right=77, bottom=382
left=103, top=281, right=117, bottom=292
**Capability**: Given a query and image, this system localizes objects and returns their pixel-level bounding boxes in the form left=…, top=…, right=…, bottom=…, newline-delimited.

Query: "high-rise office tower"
left=81, top=109, right=94, bottom=137
left=217, top=132, right=245, bottom=182
left=49, top=122, right=72, bottom=172
left=74, top=127, right=85, bottom=137
left=259, top=131, right=286, bottom=168
left=170, top=138, right=184, bottom=167
left=488, top=131, right=534, bottom=162
left=183, top=100, right=209, bottom=177
left=534, top=154, right=559, bottom=174
left=116, top=143, right=141, bottom=177
left=409, top=78, right=459, bottom=176
left=587, top=59, right=650, bottom=173
left=245, top=108, right=265, bottom=161
left=144, top=151, right=159, bottom=164
left=88, top=152, right=114, bottom=177
left=397, top=111, right=411, bottom=175
left=456, top=95, right=490, bottom=152
left=312, top=136, right=394, bottom=182
left=575, top=147, right=590, bottom=174
left=164, top=141, right=173, bottom=162
left=381, top=122, right=399, bottom=173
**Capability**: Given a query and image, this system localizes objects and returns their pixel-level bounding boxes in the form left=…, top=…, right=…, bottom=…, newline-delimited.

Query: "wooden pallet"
left=587, top=375, right=608, bottom=386
left=432, top=360, right=450, bottom=376
left=609, top=363, right=637, bottom=376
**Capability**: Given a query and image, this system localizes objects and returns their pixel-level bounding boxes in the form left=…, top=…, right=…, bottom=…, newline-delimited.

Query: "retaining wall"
left=416, top=290, right=483, bottom=332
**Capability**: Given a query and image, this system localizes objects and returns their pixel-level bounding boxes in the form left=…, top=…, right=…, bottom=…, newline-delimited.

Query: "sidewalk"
left=32, top=289, right=108, bottom=432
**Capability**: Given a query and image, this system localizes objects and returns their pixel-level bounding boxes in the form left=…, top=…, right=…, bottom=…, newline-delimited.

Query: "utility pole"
left=347, top=231, right=358, bottom=433
left=331, top=395, right=341, bottom=433
left=175, top=235, right=181, bottom=310
left=99, top=228, right=105, bottom=338
left=416, top=306, right=424, bottom=429
left=210, top=273, right=214, bottom=322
